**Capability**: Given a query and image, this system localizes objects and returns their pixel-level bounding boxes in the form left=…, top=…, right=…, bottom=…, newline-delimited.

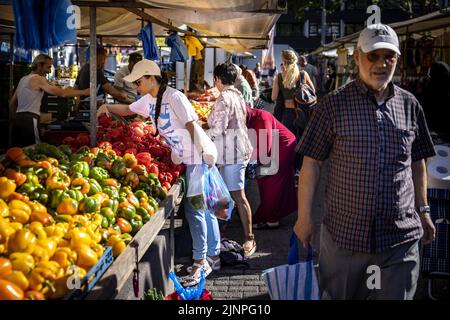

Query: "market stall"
left=308, top=8, right=450, bottom=93
left=0, top=0, right=282, bottom=300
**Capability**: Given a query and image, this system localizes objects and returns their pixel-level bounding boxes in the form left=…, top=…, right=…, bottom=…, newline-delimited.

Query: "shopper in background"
left=97, top=59, right=221, bottom=286
left=75, top=47, right=129, bottom=104
left=325, top=63, right=337, bottom=92
left=299, top=55, right=318, bottom=89
left=422, top=61, right=450, bottom=142
left=206, top=62, right=256, bottom=256
left=240, top=64, right=260, bottom=101
left=9, top=54, right=89, bottom=147
left=114, top=52, right=143, bottom=102
left=272, top=50, right=315, bottom=137
left=233, top=64, right=254, bottom=108
left=246, top=106, right=297, bottom=229
left=295, top=23, right=436, bottom=300
left=254, top=62, right=262, bottom=82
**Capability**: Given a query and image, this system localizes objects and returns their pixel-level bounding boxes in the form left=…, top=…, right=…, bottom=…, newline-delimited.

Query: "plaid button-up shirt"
left=297, top=77, right=436, bottom=253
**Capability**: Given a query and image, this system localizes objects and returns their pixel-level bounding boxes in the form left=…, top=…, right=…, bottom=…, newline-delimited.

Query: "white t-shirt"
left=129, top=86, right=199, bottom=164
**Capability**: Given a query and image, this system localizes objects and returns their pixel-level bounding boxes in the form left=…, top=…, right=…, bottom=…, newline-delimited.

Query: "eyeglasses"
left=364, top=51, right=398, bottom=64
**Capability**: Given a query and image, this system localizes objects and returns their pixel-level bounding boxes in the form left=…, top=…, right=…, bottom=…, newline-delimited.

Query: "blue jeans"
left=184, top=165, right=221, bottom=260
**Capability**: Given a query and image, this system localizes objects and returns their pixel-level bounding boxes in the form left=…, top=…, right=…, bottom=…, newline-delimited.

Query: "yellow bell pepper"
left=57, top=238, right=71, bottom=248
left=108, top=235, right=126, bottom=258
left=0, top=177, right=16, bottom=199
left=74, top=244, right=98, bottom=270
left=9, top=252, right=35, bottom=275
left=0, top=244, right=5, bottom=255
left=29, top=221, right=47, bottom=240
left=51, top=247, right=77, bottom=269
left=8, top=200, right=31, bottom=224
left=90, top=243, right=104, bottom=259
left=32, top=237, right=58, bottom=262
left=29, top=268, right=56, bottom=293
left=4, top=270, right=29, bottom=291
left=9, top=222, right=23, bottom=231
left=8, top=228, right=37, bottom=254
left=0, top=217, right=15, bottom=244
left=70, top=229, right=92, bottom=249
left=44, top=223, right=66, bottom=240
left=0, top=199, right=9, bottom=218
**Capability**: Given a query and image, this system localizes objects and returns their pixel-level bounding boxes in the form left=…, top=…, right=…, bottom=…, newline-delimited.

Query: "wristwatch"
left=417, top=205, right=431, bottom=215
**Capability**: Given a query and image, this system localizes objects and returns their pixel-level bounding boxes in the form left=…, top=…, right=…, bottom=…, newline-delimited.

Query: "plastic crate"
left=65, top=246, right=114, bottom=300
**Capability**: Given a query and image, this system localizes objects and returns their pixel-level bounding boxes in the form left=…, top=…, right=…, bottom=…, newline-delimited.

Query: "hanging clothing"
left=138, top=23, right=159, bottom=60
left=184, top=36, right=204, bottom=60
left=246, top=107, right=297, bottom=224
left=165, top=33, right=188, bottom=62
left=13, top=0, right=76, bottom=51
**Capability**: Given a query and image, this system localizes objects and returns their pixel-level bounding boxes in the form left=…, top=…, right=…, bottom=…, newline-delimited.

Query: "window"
left=309, top=23, right=319, bottom=37
left=327, top=22, right=340, bottom=37
left=277, top=24, right=293, bottom=37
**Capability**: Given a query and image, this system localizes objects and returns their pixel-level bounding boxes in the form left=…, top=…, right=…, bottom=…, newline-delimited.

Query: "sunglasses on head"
left=364, top=51, right=398, bottom=64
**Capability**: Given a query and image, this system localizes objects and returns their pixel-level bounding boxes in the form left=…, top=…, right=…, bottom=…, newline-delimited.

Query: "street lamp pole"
left=321, top=0, right=326, bottom=45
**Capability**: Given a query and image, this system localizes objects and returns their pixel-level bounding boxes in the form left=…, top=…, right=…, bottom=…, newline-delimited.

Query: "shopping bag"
left=262, top=234, right=320, bottom=300
left=204, top=166, right=234, bottom=221
left=186, top=164, right=207, bottom=210
left=166, top=271, right=212, bottom=300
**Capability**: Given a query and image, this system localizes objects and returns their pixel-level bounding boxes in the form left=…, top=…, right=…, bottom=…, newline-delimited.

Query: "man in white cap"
left=294, top=23, right=436, bottom=299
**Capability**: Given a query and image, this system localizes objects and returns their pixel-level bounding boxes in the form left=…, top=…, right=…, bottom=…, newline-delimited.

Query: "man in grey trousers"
left=294, top=24, right=436, bottom=300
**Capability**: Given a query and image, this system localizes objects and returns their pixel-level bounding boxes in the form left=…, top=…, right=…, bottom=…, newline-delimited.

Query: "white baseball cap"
left=357, top=23, right=401, bottom=55
left=123, top=59, right=161, bottom=83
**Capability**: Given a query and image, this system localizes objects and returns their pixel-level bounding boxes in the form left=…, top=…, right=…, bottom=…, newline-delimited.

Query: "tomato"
left=162, top=182, right=171, bottom=191
left=124, top=148, right=138, bottom=155
left=98, top=141, right=112, bottom=150
left=77, top=133, right=90, bottom=146
left=143, top=125, right=156, bottom=136
left=112, top=142, right=126, bottom=152
left=132, top=126, right=145, bottom=138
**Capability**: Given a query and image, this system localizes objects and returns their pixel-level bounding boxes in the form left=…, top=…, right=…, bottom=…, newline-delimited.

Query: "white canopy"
left=0, top=0, right=282, bottom=52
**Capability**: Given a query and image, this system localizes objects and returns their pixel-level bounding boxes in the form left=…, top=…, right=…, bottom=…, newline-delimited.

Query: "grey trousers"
left=319, top=225, right=420, bottom=300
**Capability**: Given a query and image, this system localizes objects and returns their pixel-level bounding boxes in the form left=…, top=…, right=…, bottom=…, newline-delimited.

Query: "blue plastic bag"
left=204, top=166, right=234, bottom=221
left=168, top=271, right=206, bottom=300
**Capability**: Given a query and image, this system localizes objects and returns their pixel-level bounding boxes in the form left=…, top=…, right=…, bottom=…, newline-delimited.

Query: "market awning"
left=0, top=0, right=282, bottom=52
left=309, top=7, right=450, bottom=56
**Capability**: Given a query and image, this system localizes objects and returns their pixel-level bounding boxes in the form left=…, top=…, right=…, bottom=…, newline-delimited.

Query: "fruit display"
left=63, top=116, right=184, bottom=193
left=0, top=142, right=170, bottom=300
left=190, top=100, right=213, bottom=123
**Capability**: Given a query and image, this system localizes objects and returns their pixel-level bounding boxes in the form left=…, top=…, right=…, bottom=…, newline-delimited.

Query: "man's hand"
left=293, top=216, right=314, bottom=249
left=97, top=104, right=110, bottom=118
left=82, top=88, right=90, bottom=96
left=420, top=213, right=436, bottom=245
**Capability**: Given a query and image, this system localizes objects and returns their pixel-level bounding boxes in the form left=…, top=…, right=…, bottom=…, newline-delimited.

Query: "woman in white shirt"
left=97, top=59, right=220, bottom=286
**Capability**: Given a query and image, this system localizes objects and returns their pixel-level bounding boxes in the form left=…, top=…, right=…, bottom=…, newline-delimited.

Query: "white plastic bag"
left=186, top=164, right=207, bottom=210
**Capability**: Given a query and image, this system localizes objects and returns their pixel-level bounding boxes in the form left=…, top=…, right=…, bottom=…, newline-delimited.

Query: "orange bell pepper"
left=0, top=257, right=12, bottom=278
left=56, top=198, right=79, bottom=215
left=0, top=278, right=24, bottom=300
left=4, top=169, right=26, bottom=187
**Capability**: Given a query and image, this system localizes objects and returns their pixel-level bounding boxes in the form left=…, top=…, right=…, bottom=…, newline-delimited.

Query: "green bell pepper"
left=130, top=218, right=143, bottom=234
left=87, top=179, right=103, bottom=196
left=118, top=203, right=136, bottom=221
left=136, top=207, right=151, bottom=224
left=90, top=166, right=110, bottom=181
left=18, top=182, right=38, bottom=194
left=102, top=186, right=119, bottom=200
left=102, top=199, right=119, bottom=214
left=65, top=189, right=84, bottom=202
left=112, top=160, right=128, bottom=178
left=58, top=144, right=72, bottom=157
left=100, top=207, right=115, bottom=225
left=70, top=153, right=86, bottom=164
left=49, top=189, right=70, bottom=209
left=134, top=190, right=149, bottom=202
left=76, top=146, right=91, bottom=155
left=78, top=196, right=100, bottom=213
left=136, top=182, right=152, bottom=196
left=70, top=161, right=90, bottom=178
left=29, top=187, right=49, bottom=205
left=101, top=216, right=109, bottom=228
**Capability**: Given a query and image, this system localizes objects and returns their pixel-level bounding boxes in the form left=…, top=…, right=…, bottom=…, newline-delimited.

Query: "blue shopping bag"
left=262, top=234, right=320, bottom=300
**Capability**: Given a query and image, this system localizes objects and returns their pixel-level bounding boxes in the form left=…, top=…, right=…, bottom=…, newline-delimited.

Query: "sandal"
left=181, top=261, right=212, bottom=287
left=242, top=235, right=257, bottom=257
left=186, top=257, right=221, bottom=273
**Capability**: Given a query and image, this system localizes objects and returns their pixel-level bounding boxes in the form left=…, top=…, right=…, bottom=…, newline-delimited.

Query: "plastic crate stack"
left=421, top=188, right=450, bottom=274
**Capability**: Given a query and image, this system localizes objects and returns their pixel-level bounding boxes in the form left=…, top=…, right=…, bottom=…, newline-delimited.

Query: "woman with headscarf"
left=422, top=61, right=450, bottom=141
left=271, top=50, right=315, bottom=138
left=246, top=106, right=297, bottom=228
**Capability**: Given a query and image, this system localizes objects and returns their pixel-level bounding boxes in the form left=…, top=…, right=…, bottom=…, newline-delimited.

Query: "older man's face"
left=355, top=48, right=398, bottom=92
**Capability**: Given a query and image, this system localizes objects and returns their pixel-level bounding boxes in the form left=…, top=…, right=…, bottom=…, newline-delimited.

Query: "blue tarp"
left=137, top=23, right=159, bottom=61
left=13, top=0, right=77, bottom=51
left=165, top=32, right=188, bottom=62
